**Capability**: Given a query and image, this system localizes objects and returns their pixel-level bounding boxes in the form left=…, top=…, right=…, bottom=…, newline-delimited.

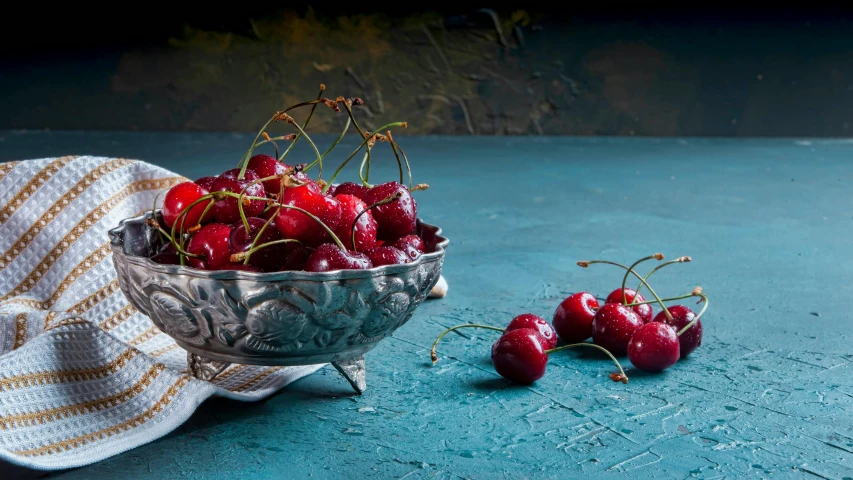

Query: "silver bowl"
left=108, top=211, right=448, bottom=394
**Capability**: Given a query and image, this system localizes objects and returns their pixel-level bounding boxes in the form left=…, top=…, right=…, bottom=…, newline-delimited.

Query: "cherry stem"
left=387, top=132, right=413, bottom=190
left=230, top=238, right=303, bottom=263
left=287, top=118, right=324, bottom=179
left=242, top=207, right=279, bottom=265
left=351, top=191, right=402, bottom=252
left=263, top=201, right=347, bottom=251
left=543, top=343, right=629, bottom=384
left=279, top=85, right=325, bottom=162
left=358, top=144, right=374, bottom=188
left=430, top=324, right=505, bottom=363
left=621, top=254, right=663, bottom=305
left=171, top=194, right=215, bottom=242
left=149, top=223, right=202, bottom=259
left=677, top=292, right=708, bottom=336
left=635, top=256, right=691, bottom=297
left=320, top=117, right=351, bottom=160
left=580, top=258, right=673, bottom=321
left=341, top=100, right=372, bottom=183
left=238, top=97, right=330, bottom=179
left=623, top=291, right=697, bottom=307
left=323, top=121, right=407, bottom=193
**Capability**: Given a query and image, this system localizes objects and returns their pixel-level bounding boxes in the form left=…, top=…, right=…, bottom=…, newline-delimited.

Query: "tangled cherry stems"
left=635, top=256, right=691, bottom=297
left=578, top=255, right=673, bottom=321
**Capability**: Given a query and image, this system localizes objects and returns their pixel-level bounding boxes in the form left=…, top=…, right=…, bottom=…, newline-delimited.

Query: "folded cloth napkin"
left=0, top=156, right=325, bottom=471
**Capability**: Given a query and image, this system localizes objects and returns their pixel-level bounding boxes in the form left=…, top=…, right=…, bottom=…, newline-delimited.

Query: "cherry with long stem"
left=678, top=290, right=709, bottom=336
left=237, top=96, right=335, bottom=180
left=635, top=256, right=691, bottom=297
left=349, top=192, right=403, bottom=252
left=578, top=256, right=673, bottom=321
left=430, top=324, right=629, bottom=383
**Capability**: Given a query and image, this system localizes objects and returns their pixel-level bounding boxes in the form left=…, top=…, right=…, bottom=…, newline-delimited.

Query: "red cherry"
left=553, top=292, right=600, bottom=343
left=490, top=328, right=549, bottom=384
left=334, top=194, right=377, bottom=251
left=162, top=182, right=211, bottom=232
left=605, top=288, right=653, bottom=323
left=388, top=235, right=425, bottom=260
left=186, top=223, right=233, bottom=270
left=275, top=183, right=342, bottom=246
left=229, top=217, right=285, bottom=272
left=505, top=314, right=557, bottom=350
left=361, top=182, right=416, bottom=241
left=592, top=303, right=643, bottom=355
left=280, top=243, right=309, bottom=271
left=366, top=245, right=410, bottom=267
left=627, top=322, right=680, bottom=372
left=333, top=181, right=369, bottom=199
left=151, top=243, right=180, bottom=265
left=304, top=244, right=372, bottom=272
left=195, top=176, right=217, bottom=191
left=652, top=305, right=703, bottom=357
left=247, top=154, right=288, bottom=194
left=209, top=169, right=266, bottom=224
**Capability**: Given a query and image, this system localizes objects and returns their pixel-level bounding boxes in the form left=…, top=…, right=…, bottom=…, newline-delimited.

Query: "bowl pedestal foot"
left=187, top=352, right=231, bottom=382
left=332, top=356, right=367, bottom=394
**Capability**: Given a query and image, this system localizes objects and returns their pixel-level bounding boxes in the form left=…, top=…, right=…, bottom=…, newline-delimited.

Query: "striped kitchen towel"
left=0, top=156, right=324, bottom=470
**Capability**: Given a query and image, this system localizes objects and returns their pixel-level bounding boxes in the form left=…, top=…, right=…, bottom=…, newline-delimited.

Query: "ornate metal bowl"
left=108, top=211, right=448, bottom=394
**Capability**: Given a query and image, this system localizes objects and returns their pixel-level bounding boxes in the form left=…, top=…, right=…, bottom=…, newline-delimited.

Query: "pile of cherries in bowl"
left=431, top=253, right=709, bottom=385
left=148, top=88, right=433, bottom=273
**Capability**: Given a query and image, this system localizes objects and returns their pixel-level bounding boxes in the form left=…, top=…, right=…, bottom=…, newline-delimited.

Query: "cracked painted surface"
left=3, top=133, right=852, bottom=478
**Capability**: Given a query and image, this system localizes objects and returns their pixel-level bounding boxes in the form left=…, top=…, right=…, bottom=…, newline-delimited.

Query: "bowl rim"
left=108, top=211, right=449, bottom=281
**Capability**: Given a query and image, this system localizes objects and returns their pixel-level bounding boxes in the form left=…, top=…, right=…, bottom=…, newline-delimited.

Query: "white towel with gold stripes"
left=0, top=156, right=325, bottom=471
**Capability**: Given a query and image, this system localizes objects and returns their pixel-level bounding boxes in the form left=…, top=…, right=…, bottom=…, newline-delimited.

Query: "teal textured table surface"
left=2, top=133, right=852, bottom=479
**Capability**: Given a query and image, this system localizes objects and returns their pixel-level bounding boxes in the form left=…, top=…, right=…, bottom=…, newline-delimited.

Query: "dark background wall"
left=3, top=6, right=853, bottom=136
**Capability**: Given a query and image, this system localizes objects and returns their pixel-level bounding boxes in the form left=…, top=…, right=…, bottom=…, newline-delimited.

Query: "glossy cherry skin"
left=490, top=328, right=549, bottom=384
left=151, top=243, right=180, bottom=265
left=185, top=223, right=233, bottom=270
left=553, top=292, right=600, bottom=344
left=280, top=243, right=309, bottom=271
left=333, top=181, right=369, bottom=199
left=366, top=245, right=410, bottom=267
left=304, top=244, right=372, bottom=272
left=361, top=182, right=417, bottom=241
left=605, top=288, right=653, bottom=323
left=162, top=182, right=211, bottom=232
left=247, top=154, right=288, bottom=194
left=592, top=303, right=644, bottom=355
left=195, top=176, right=217, bottom=191
left=209, top=169, right=267, bottom=224
left=627, top=322, right=680, bottom=372
left=229, top=217, right=285, bottom=272
left=275, top=183, right=342, bottom=246
left=653, top=305, right=703, bottom=357
left=333, top=194, right=377, bottom=251
left=389, top=234, right=425, bottom=260
left=505, top=314, right=557, bottom=350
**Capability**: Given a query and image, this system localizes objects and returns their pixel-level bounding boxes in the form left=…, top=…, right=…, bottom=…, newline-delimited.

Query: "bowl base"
left=186, top=351, right=367, bottom=394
